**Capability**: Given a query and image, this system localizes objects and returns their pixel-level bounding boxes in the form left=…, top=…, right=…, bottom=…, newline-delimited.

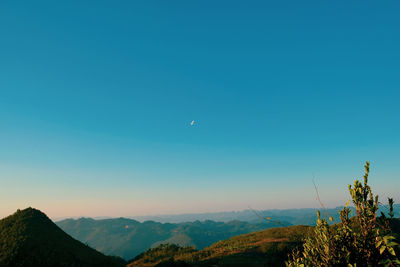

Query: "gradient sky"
left=1, top=1, right=399, bottom=219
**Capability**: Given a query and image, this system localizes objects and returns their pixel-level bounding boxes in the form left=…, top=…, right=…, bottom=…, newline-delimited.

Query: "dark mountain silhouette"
left=0, top=208, right=125, bottom=267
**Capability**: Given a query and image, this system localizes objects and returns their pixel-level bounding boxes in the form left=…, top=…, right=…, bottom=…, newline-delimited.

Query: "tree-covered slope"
left=128, top=219, right=400, bottom=267
left=0, top=208, right=125, bottom=267
left=128, top=225, right=313, bottom=267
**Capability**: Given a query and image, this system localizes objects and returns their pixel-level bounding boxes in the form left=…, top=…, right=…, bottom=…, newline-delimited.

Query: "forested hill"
left=128, top=225, right=313, bottom=267
left=0, top=208, right=125, bottom=267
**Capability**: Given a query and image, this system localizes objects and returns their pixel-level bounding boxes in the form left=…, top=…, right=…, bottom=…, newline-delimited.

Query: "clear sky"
left=0, top=1, right=399, bottom=219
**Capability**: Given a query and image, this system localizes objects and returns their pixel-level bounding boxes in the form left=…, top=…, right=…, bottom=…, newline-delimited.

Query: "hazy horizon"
left=1, top=1, right=399, bottom=219
left=20, top=204, right=365, bottom=222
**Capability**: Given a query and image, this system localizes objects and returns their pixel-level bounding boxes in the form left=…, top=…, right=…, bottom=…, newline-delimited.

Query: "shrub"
left=286, top=162, right=400, bottom=267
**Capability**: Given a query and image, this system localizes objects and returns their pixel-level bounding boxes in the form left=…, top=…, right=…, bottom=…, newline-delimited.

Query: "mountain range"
left=1, top=207, right=399, bottom=266
left=56, top=204, right=400, bottom=261
left=130, top=205, right=400, bottom=224
left=128, top=218, right=400, bottom=267
left=56, top=217, right=288, bottom=260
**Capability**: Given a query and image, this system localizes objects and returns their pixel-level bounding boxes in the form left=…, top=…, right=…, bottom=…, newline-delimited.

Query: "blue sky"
left=0, top=1, right=399, bottom=218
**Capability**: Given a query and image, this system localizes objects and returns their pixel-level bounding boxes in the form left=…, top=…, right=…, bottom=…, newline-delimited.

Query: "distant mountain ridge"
left=0, top=208, right=125, bottom=267
left=56, top=217, right=288, bottom=261
left=130, top=204, right=400, bottom=224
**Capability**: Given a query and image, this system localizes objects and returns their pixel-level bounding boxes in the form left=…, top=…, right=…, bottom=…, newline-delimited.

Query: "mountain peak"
left=0, top=208, right=125, bottom=267
left=9, top=207, right=50, bottom=222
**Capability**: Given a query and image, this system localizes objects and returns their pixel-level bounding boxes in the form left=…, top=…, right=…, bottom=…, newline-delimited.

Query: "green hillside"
left=0, top=208, right=125, bottom=267
left=128, top=225, right=313, bottom=267
left=128, top=218, right=400, bottom=267
left=57, top=217, right=288, bottom=260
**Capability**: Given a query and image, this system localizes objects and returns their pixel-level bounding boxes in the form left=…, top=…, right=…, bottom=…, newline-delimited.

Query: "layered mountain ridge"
left=56, top=217, right=287, bottom=260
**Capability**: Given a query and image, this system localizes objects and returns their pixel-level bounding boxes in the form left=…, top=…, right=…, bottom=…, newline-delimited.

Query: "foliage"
left=128, top=244, right=195, bottom=266
left=286, top=162, right=400, bottom=267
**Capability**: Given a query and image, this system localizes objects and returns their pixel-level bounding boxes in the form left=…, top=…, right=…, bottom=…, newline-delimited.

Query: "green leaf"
left=387, top=247, right=395, bottom=256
